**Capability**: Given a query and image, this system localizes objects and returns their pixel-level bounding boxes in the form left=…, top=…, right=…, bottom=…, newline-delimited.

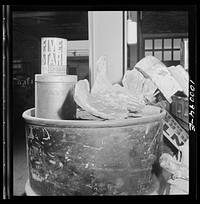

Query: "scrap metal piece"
left=74, top=79, right=129, bottom=120
left=122, top=69, right=157, bottom=98
left=168, top=65, right=189, bottom=97
left=74, top=56, right=164, bottom=120
left=134, top=55, right=183, bottom=103
left=91, top=56, right=145, bottom=112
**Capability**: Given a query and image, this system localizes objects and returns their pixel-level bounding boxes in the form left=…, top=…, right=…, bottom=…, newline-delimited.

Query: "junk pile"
left=74, top=55, right=189, bottom=195
left=74, top=55, right=161, bottom=120
left=24, top=36, right=189, bottom=195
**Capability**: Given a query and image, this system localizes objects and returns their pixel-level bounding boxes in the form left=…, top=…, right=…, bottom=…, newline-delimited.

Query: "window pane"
left=173, top=50, right=180, bottom=60
left=174, top=38, right=181, bottom=49
left=164, top=51, right=171, bottom=61
left=145, top=51, right=152, bottom=57
left=164, top=39, right=172, bottom=49
left=145, top=40, right=152, bottom=49
left=154, top=39, right=162, bottom=49
left=154, top=51, right=162, bottom=60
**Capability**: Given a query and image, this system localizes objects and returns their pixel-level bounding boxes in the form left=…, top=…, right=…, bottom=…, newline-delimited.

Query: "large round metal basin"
left=22, top=108, right=166, bottom=196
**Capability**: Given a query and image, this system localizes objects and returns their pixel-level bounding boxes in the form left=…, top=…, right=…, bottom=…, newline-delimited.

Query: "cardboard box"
left=163, top=109, right=189, bottom=151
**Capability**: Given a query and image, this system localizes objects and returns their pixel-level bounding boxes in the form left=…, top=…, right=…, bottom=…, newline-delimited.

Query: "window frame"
left=142, top=33, right=188, bottom=65
left=143, top=37, right=186, bottom=62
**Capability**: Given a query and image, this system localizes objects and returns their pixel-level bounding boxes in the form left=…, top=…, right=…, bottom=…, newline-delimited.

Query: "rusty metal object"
left=22, top=108, right=166, bottom=196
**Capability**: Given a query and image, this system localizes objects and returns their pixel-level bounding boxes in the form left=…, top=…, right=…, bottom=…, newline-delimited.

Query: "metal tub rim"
left=22, top=108, right=166, bottom=128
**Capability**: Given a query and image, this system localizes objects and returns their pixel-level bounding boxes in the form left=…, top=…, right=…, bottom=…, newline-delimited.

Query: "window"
left=144, top=37, right=185, bottom=62
left=13, top=59, right=23, bottom=69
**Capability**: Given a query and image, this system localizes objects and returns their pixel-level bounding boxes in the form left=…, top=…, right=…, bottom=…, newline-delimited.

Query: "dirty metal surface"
left=25, top=118, right=163, bottom=196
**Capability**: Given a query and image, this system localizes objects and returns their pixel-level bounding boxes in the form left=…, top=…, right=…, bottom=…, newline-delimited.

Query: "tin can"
left=41, top=37, right=67, bottom=75
left=35, top=74, right=77, bottom=120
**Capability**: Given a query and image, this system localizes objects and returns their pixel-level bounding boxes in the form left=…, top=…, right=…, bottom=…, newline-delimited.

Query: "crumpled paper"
left=159, top=140, right=189, bottom=194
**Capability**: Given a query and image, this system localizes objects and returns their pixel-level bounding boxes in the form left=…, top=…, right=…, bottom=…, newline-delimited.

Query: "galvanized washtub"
left=22, top=108, right=166, bottom=196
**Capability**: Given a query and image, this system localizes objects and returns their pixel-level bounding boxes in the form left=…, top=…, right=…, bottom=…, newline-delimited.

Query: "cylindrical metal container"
left=35, top=74, right=77, bottom=120
left=23, top=108, right=166, bottom=196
